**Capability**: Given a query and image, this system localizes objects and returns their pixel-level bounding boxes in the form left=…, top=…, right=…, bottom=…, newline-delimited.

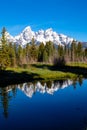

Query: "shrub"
left=53, top=57, right=66, bottom=67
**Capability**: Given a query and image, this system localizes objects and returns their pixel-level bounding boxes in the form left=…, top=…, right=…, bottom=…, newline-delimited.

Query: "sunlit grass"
left=67, top=62, right=87, bottom=68
left=7, top=64, right=76, bottom=80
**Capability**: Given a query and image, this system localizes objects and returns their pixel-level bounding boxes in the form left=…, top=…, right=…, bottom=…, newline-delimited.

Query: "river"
left=0, top=78, right=87, bottom=130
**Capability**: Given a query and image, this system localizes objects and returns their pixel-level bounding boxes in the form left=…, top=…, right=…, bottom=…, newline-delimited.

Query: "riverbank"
left=0, top=63, right=87, bottom=87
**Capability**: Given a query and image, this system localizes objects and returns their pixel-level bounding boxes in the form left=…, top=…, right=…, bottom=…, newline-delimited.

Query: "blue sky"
left=0, top=0, right=87, bottom=41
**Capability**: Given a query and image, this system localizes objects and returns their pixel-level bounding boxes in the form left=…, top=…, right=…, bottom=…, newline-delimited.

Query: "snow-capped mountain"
left=5, top=26, right=74, bottom=47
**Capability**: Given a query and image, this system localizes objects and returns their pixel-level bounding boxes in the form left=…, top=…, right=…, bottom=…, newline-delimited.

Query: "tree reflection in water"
left=0, top=85, right=17, bottom=118
left=0, top=77, right=83, bottom=118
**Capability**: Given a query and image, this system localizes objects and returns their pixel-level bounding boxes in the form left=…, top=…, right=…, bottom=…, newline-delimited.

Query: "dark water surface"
left=0, top=78, right=87, bottom=130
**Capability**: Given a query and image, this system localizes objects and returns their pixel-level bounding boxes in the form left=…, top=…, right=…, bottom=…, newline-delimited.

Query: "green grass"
left=1, top=62, right=87, bottom=87
left=7, top=64, right=77, bottom=80
left=67, top=62, right=87, bottom=68
left=1, top=62, right=87, bottom=86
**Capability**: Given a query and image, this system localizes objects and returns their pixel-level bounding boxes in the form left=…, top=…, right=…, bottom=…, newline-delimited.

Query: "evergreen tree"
left=8, top=42, right=16, bottom=67
left=38, top=42, right=44, bottom=62
left=71, top=40, right=77, bottom=62
left=58, top=45, right=64, bottom=58
left=0, top=27, right=10, bottom=70
left=45, top=41, right=54, bottom=62
left=17, top=45, right=24, bottom=66
left=43, top=50, right=48, bottom=62
left=84, top=48, right=87, bottom=58
left=1, top=27, right=7, bottom=45
left=22, top=47, right=27, bottom=64
left=29, top=38, right=38, bottom=62
left=25, top=43, right=30, bottom=63
left=64, top=45, right=70, bottom=62
left=77, top=42, right=83, bottom=61
left=83, top=48, right=87, bottom=61
left=13, top=43, right=17, bottom=65
left=45, top=41, right=54, bottom=56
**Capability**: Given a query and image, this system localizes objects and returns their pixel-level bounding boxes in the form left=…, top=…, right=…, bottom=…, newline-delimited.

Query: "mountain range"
left=5, top=26, right=74, bottom=47
left=5, top=26, right=87, bottom=48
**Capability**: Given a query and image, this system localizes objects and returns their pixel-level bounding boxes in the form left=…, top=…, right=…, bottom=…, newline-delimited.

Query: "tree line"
left=0, top=27, right=87, bottom=70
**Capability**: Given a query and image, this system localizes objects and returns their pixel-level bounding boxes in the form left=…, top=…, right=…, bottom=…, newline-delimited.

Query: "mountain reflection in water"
left=0, top=77, right=83, bottom=119
left=0, top=78, right=86, bottom=130
left=18, top=79, right=73, bottom=98
left=0, top=79, right=74, bottom=99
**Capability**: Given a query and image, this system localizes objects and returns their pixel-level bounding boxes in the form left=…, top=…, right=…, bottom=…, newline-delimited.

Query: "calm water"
left=0, top=78, right=87, bottom=130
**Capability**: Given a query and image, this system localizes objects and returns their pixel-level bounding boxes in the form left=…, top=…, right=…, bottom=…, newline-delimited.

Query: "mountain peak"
left=6, top=26, right=74, bottom=47
left=22, top=26, right=32, bottom=33
left=46, top=28, right=53, bottom=32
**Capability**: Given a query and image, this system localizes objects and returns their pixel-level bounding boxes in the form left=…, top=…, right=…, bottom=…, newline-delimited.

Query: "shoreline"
left=0, top=63, right=87, bottom=87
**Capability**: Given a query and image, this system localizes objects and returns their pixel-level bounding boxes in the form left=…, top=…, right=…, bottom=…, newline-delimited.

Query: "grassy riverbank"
left=7, top=64, right=76, bottom=80
left=0, top=63, right=87, bottom=86
left=67, top=62, right=87, bottom=68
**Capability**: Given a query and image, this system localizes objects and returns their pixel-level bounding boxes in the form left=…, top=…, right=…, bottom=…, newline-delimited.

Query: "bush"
left=53, top=57, right=66, bottom=67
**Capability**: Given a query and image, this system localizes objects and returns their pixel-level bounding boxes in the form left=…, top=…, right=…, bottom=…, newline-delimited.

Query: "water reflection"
left=0, top=77, right=84, bottom=118
left=18, top=79, right=73, bottom=98
left=18, top=77, right=83, bottom=97
left=0, top=85, right=17, bottom=118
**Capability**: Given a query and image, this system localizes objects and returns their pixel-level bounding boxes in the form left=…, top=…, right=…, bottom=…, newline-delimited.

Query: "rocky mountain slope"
left=5, top=26, right=74, bottom=47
